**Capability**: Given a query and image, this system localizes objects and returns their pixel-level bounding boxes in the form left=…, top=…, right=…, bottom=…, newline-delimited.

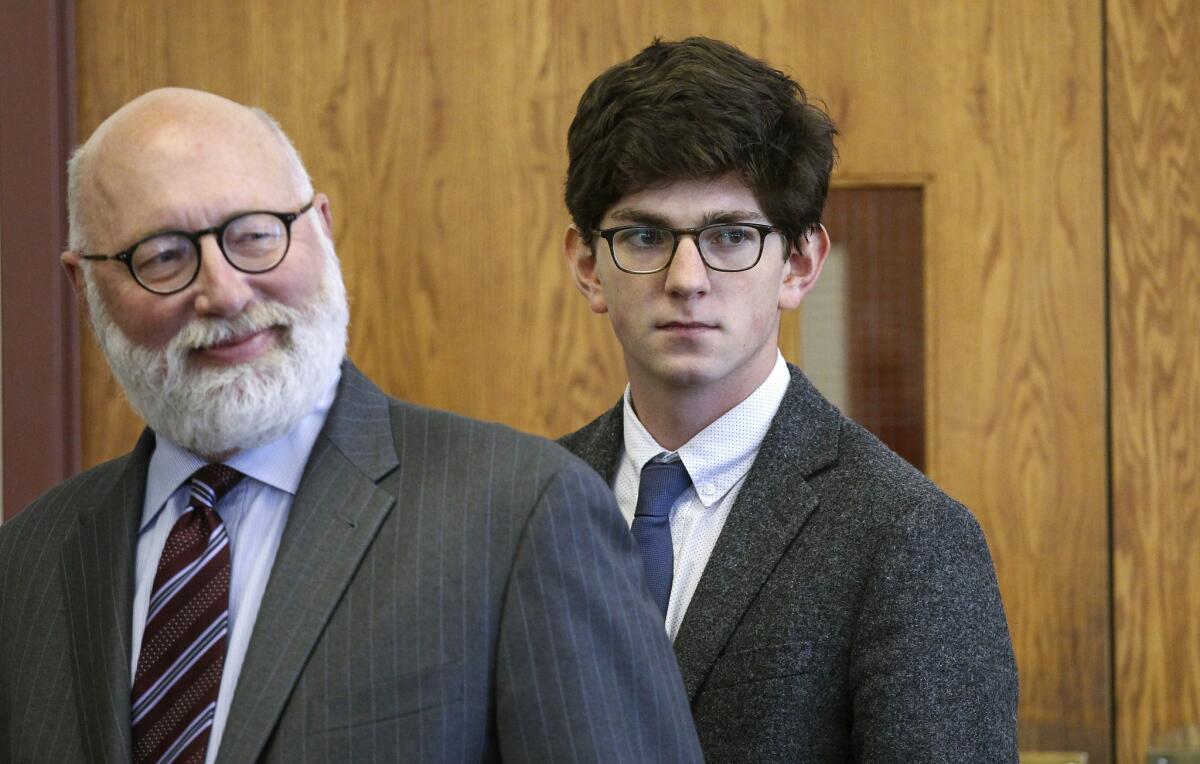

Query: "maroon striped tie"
left=132, top=464, right=243, bottom=764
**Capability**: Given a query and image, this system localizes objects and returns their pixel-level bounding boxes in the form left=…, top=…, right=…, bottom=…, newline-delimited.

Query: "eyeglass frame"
left=79, top=198, right=316, bottom=295
left=591, top=222, right=786, bottom=274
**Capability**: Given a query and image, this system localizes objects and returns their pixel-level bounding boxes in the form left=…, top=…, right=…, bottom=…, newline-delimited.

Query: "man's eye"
left=227, top=214, right=285, bottom=251
left=619, top=228, right=668, bottom=248
left=230, top=229, right=280, bottom=247
left=150, top=248, right=187, bottom=264
left=710, top=227, right=753, bottom=247
left=135, top=241, right=191, bottom=271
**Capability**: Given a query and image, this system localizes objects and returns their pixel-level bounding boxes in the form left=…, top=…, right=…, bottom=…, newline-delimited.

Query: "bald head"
left=67, top=88, right=312, bottom=253
left=61, top=89, right=346, bottom=459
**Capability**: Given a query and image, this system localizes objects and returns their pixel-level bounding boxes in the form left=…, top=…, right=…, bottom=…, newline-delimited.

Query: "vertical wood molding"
left=0, top=0, right=79, bottom=518
left=1109, top=1, right=1200, bottom=760
left=0, top=207, right=4, bottom=517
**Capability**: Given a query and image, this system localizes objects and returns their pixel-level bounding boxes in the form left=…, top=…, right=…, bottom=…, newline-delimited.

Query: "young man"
left=561, top=37, right=1019, bottom=760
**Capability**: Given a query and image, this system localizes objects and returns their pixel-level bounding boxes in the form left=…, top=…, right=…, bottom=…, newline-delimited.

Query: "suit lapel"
left=672, top=368, right=841, bottom=701
left=562, top=372, right=844, bottom=701
left=558, top=400, right=624, bottom=482
left=217, top=363, right=399, bottom=763
left=60, top=429, right=154, bottom=762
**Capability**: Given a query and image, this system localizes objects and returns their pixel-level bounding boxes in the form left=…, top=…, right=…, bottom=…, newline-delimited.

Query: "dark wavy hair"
left=565, top=37, right=838, bottom=247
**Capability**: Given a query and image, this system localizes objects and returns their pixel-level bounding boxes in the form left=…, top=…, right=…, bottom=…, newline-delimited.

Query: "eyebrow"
left=604, top=208, right=769, bottom=228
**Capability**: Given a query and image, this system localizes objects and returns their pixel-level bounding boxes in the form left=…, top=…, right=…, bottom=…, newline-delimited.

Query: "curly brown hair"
left=565, top=37, right=838, bottom=249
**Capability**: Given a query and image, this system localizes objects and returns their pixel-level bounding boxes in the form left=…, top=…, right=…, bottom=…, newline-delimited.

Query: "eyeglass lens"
left=611, top=225, right=764, bottom=272
left=131, top=213, right=289, bottom=292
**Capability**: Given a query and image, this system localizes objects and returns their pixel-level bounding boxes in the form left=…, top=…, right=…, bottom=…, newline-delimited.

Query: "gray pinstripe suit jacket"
left=0, top=361, right=702, bottom=762
left=560, top=365, right=1019, bottom=762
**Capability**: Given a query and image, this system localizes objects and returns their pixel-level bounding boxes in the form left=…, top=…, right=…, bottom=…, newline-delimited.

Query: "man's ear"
left=313, top=192, right=334, bottom=239
left=61, top=250, right=88, bottom=300
left=779, top=224, right=830, bottom=311
left=565, top=225, right=608, bottom=314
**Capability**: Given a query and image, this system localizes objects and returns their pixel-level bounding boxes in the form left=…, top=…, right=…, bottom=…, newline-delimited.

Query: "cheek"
left=91, top=276, right=189, bottom=350
left=119, top=305, right=190, bottom=349
left=732, top=281, right=783, bottom=342
left=262, top=244, right=326, bottom=307
left=595, top=280, right=648, bottom=343
left=604, top=298, right=636, bottom=345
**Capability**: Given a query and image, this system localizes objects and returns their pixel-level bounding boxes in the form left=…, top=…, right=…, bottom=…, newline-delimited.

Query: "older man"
left=0, top=88, right=701, bottom=763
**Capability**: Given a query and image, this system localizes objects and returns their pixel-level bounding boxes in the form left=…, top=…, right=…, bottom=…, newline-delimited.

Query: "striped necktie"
left=132, top=464, right=243, bottom=764
left=632, top=458, right=692, bottom=618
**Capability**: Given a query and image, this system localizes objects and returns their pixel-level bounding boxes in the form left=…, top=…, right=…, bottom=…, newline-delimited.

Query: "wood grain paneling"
left=912, top=6, right=1109, bottom=756
left=756, top=4, right=1106, bottom=756
left=75, top=1, right=1107, bottom=755
left=1109, top=0, right=1200, bottom=761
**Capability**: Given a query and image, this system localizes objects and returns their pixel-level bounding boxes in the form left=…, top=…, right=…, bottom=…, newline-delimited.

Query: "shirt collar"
left=621, top=352, right=790, bottom=508
left=140, top=367, right=342, bottom=533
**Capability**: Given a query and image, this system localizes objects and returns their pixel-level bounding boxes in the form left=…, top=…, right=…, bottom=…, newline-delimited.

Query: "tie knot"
left=188, top=463, right=244, bottom=508
left=635, top=459, right=692, bottom=519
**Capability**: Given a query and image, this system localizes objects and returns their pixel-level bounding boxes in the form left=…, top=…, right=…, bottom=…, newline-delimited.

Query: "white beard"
left=85, top=253, right=349, bottom=459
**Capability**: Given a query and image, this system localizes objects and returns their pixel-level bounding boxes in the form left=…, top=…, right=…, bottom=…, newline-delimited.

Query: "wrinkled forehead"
left=82, top=101, right=302, bottom=250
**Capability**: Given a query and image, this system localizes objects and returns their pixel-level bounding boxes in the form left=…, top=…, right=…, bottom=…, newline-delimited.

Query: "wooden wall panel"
left=76, top=1, right=1107, bottom=756
left=909, top=6, right=1109, bottom=756
left=74, top=0, right=613, bottom=463
left=1109, top=0, right=1200, bottom=760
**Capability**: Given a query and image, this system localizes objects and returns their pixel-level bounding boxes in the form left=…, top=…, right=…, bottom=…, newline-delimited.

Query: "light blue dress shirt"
left=130, top=370, right=339, bottom=764
left=616, top=352, right=790, bottom=640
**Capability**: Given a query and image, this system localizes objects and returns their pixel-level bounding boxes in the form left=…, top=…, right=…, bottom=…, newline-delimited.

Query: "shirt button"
left=701, top=483, right=716, bottom=497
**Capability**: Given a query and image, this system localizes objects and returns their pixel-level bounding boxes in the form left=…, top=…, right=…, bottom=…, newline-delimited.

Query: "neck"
left=629, top=376, right=764, bottom=452
left=624, top=338, right=781, bottom=451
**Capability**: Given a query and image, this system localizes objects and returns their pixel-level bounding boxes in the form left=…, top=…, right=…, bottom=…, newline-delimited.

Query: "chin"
left=645, top=358, right=727, bottom=390
left=136, top=338, right=323, bottom=456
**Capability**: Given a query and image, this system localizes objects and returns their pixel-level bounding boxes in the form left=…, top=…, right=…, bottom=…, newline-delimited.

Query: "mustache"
left=173, top=301, right=297, bottom=352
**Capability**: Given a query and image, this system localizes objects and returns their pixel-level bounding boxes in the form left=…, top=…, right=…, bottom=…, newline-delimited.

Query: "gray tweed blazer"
left=560, top=364, right=1019, bottom=762
left=0, top=361, right=702, bottom=763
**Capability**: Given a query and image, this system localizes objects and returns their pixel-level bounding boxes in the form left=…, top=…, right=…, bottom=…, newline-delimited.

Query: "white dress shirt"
left=615, top=352, right=790, bottom=640
left=131, top=370, right=339, bottom=764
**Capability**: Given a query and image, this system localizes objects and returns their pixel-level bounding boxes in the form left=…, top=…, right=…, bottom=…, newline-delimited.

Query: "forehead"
left=85, top=109, right=300, bottom=248
left=603, top=176, right=766, bottom=225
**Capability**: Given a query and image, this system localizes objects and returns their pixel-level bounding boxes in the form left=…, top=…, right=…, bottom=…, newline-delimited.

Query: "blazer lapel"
left=60, top=429, right=154, bottom=762
left=672, top=368, right=841, bottom=701
left=216, top=362, right=400, bottom=763
left=558, top=400, right=624, bottom=482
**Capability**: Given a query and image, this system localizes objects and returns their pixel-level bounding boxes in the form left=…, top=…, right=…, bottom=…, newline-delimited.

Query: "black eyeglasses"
left=592, top=222, right=783, bottom=274
left=80, top=198, right=316, bottom=295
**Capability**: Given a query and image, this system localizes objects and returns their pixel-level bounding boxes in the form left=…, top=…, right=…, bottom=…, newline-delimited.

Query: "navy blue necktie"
left=632, top=459, right=692, bottom=618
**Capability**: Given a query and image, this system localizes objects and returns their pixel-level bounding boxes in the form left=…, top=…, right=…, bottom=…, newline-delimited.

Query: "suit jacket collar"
left=561, top=364, right=842, bottom=701
left=560, top=397, right=624, bottom=483
left=217, top=359, right=400, bottom=762
left=61, top=427, right=155, bottom=762
left=58, top=360, right=398, bottom=762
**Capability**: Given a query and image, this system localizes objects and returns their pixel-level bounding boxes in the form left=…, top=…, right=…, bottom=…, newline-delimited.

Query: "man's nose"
left=191, top=236, right=254, bottom=317
left=663, top=235, right=711, bottom=297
